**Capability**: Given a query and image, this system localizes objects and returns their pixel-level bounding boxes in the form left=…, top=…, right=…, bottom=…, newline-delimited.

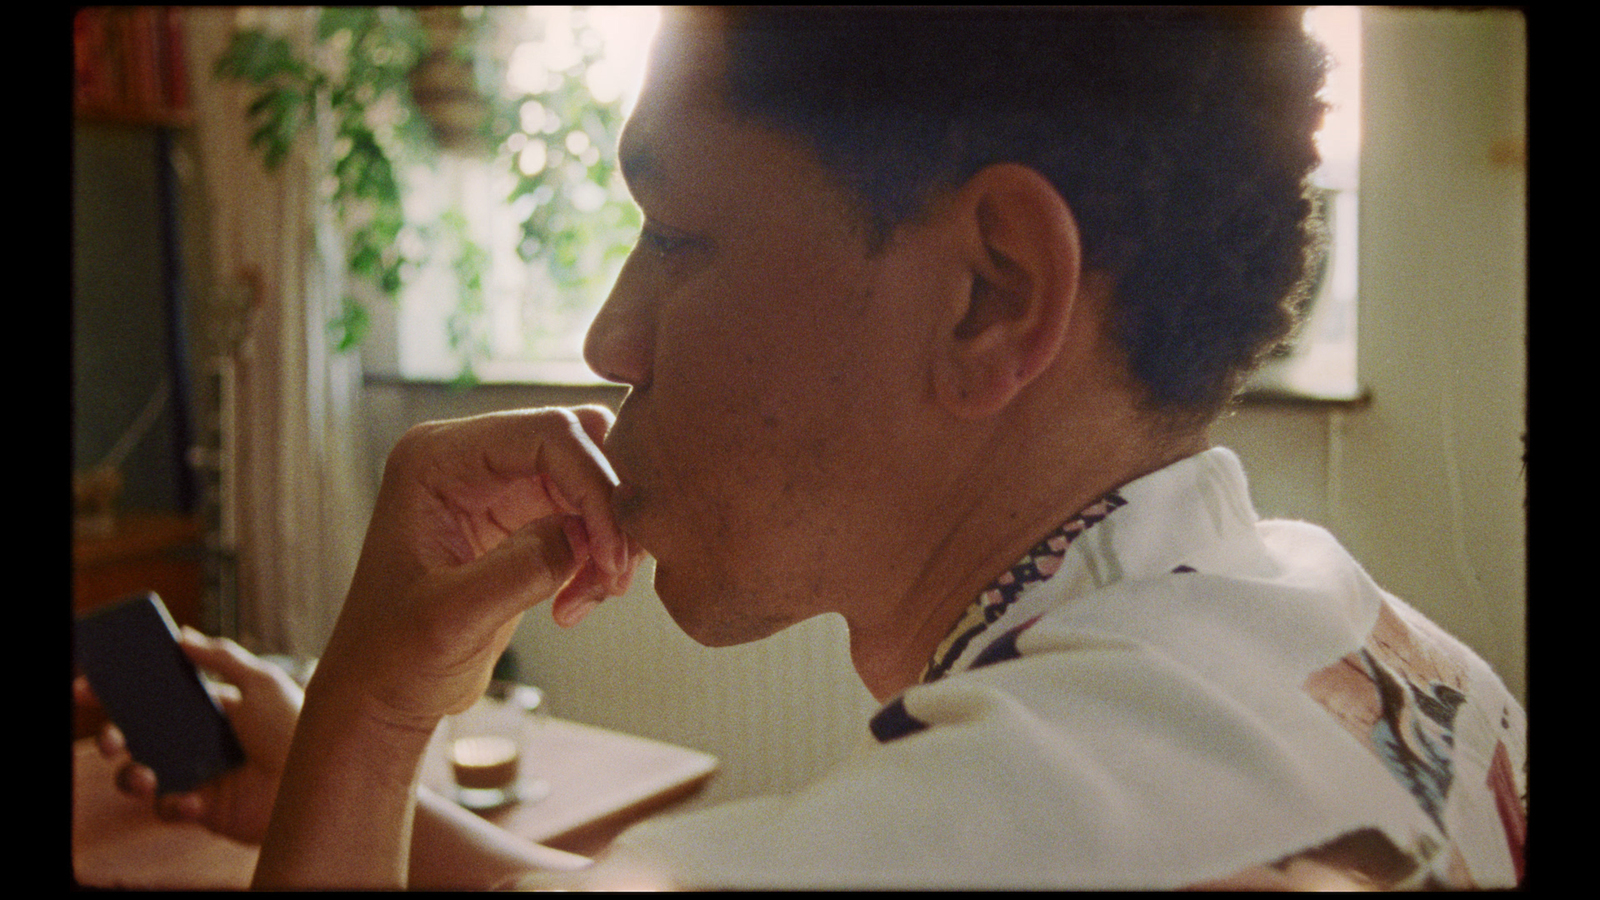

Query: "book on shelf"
left=74, top=7, right=189, bottom=124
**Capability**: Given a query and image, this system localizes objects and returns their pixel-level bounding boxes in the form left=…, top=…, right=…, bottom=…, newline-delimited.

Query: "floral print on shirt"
left=920, top=493, right=1127, bottom=684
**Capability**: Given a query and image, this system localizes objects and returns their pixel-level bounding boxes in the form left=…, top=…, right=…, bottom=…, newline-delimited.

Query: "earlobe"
left=936, top=164, right=1082, bottom=418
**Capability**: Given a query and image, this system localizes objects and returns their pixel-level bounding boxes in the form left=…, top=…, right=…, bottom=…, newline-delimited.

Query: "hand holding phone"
left=74, top=593, right=246, bottom=794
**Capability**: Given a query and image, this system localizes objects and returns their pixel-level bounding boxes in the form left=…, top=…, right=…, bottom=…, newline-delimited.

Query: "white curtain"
left=183, top=8, right=371, bottom=658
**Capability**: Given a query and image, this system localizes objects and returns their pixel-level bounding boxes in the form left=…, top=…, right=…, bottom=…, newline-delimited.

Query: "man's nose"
left=584, top=261, right=655, bottom=388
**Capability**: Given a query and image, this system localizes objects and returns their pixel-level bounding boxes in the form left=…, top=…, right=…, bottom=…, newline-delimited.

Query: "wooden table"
left=71, top=719, right=717, bottom=889
left=420, top=716, right=717, bottom=857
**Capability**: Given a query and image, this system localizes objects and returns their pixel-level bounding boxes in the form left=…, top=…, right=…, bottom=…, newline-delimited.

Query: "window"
left=1244, top=6, right=1363, bottom=402
left=383, top=7, right=1363, bottom=396
left=382, top=6, right=659, bottom=385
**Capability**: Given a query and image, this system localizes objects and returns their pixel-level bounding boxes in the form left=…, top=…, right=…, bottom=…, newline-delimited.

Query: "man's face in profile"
left=585, top=14, right=961, bottom=647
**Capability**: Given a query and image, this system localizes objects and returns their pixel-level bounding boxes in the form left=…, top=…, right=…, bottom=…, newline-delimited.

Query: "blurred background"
left=72, top=7, right=1526, bottom=810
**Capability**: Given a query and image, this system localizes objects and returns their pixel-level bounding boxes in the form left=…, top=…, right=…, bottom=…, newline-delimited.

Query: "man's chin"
left=653, top=564, right=794, bottom=648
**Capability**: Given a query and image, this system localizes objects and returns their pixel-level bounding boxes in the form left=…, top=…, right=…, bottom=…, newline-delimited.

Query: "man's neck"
left=844, top=409, right=1206, bottom=703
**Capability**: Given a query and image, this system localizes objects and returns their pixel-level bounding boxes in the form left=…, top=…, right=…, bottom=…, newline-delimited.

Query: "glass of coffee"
left=447, top=681, right=550, bottom=811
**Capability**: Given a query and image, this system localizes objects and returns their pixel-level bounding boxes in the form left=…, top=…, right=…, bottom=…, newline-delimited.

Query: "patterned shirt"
left=587, top=448, right=1527, bottom=889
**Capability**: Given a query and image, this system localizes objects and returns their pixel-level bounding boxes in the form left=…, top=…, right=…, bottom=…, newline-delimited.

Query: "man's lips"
left=604, top=452, right=647, bottom=529
left=611, top=478, right=640, bottom=511
left=600, top=407, right=651, bottom=540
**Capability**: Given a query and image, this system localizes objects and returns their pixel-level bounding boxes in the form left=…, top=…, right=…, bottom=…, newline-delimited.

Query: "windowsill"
left=1238, top=343, right=1366, bottom=409
left=366, top=357, right=618, bottom=390
left=1236, top=385, right=1371, bottom=409
left=363, top=369, right=627, bottom=399
left=371, top=350, right=1369, bottom=404
left=366, top=370, right=1369, bottom=413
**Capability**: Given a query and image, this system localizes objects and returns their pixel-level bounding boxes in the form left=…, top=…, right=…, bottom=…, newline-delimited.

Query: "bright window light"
left=1247, top=6, right=1363, bottom=402
left=392, top=6, right=659, bottom=385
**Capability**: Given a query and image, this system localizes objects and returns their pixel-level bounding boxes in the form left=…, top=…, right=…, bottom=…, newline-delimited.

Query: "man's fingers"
left=73, top=675, right=100, bottom=709
left=155, top=790, right=205, bottom=823
left=552, top=559, right=610, bottom=627
left=571, top=404, right=615, bottom=451
left=210, top=682, right=245, bottom=712
left=178, top=628, right=287, bottom=705
left=522, top=408, right=629, bottom=586
left=434, top=408, right=629, bottom=588
left=179, top=628, right=260, bottom=679
left=96, top=721, right=127, bottom=758
left=115, top=760, right=158, bottom=799
left=443, top=517, right=580, bottom=624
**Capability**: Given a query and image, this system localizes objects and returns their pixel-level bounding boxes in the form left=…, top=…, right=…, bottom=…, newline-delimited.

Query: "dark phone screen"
left=74, top=593, right=245, bottom=794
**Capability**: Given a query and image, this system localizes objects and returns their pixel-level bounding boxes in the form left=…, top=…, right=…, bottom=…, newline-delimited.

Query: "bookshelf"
left=73, top=6, right=204, bottom=707
left=74, top=7, right=190, bottom=127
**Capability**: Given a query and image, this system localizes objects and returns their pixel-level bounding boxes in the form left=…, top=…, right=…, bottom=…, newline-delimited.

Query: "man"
left=88, top=7, right=1526, bottom=889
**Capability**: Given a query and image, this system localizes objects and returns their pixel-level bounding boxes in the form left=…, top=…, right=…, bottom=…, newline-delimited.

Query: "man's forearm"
left=250, top=676, right=590, bottom=889
left=410, top=786, right=591, bottom=888
left=245, top=405, right=637, bottom=888
left=252, top=682, right=434, bottom=889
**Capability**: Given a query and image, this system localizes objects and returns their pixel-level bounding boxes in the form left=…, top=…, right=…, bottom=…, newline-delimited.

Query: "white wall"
left=1216, top=8, right=1526, bottom=704
left=359, top=7, right=1527, bottom=807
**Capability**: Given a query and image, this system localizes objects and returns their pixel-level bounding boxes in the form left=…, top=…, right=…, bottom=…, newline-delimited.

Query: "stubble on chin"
left=651, top=560, right=801, bottom=649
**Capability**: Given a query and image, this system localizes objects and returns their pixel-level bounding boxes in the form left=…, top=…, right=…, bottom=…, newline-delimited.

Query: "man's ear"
left=934, top=163, right=1082, bottom=418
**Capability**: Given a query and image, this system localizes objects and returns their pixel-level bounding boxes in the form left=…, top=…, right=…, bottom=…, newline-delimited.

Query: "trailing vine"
left=214, top=8, right=428, bottom=353
left=212, top=6, right=640, bottom=382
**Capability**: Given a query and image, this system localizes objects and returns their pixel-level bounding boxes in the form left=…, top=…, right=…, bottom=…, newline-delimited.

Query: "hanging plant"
left=212, top=6, right=640, bottom=382
left=409, top=6, right=495, bottom=155
left=214, top=8, right=429, bottom=352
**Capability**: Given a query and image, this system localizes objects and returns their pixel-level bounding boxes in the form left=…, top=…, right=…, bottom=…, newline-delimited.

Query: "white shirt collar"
left=921, top=447, right=1260, bottom=682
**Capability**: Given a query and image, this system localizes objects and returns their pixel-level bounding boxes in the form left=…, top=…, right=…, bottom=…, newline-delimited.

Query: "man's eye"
left=641, top=231, right=682, bottom=256
left=638, top=223, right=694, bottom=258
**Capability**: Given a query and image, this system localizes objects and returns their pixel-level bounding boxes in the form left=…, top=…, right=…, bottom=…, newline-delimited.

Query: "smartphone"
left=74, top=592, right=245, bottom=794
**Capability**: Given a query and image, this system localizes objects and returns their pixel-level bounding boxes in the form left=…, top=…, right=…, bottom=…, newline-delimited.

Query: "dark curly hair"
left=704, top=6, right=1329, bottom=429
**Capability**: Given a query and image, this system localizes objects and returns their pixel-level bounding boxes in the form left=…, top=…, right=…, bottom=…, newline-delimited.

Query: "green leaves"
left=315, top=7, right=375, bottom=42
left=216, top=31, right=312, bottom=170
left=330, top=126, right=398, bottom=204
left=213, top=30, right=305, bottom=84
left=243, top=87, right=305, bottom=170
left=215, top=8, right=424, bottom=357
left=214, top=6, right=642, bottom=383
left=330, top=295, right=371, bottom=353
